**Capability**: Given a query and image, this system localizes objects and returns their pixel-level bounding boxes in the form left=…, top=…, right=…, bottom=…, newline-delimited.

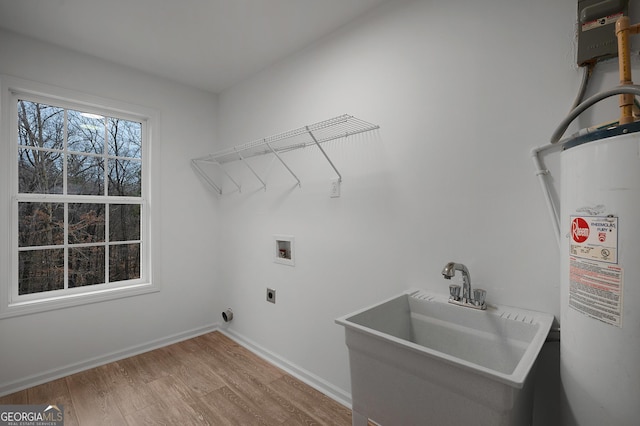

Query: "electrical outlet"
left=330, top=178, right=341, bottom=198
left=266, top=288, right=276, bottom=304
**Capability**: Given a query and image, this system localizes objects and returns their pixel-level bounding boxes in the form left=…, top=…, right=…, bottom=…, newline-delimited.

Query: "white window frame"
left=0, top=75, right=160, bottom=318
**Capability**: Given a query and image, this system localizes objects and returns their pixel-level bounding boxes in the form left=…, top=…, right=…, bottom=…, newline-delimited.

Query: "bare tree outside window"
left=17, top=102, right=64, bottom=194
left=17, top=100, right=143, bottom=296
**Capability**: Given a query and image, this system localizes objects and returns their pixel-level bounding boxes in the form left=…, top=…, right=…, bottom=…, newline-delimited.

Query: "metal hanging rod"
left=191, top=114, right=379, bottom=195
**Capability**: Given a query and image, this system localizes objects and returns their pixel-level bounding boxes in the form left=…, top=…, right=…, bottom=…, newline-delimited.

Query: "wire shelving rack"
left=191, top=114, right=379, bottom=195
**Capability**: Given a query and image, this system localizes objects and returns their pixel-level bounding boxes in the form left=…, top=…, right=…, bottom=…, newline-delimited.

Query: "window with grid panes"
left=2, top=82, right=157, bottom=316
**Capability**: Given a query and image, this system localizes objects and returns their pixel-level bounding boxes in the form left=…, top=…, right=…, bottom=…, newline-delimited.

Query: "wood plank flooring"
left=0, top=331, right=362, bottom=425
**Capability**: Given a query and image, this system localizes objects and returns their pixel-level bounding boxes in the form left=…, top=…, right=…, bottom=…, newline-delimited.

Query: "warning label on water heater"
left=569, top=215, right=622, bottom=327
left=569, top=257, right=623, bottom=327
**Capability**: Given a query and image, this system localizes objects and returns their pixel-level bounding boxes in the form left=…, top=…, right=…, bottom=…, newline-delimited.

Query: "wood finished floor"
left=0, top=331, right=364, bottom=425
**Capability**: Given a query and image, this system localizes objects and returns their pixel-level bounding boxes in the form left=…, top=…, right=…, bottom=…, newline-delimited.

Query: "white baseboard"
left=219, top=327, right=353, bottom=408
left=0, top=323, right=219, bottom=397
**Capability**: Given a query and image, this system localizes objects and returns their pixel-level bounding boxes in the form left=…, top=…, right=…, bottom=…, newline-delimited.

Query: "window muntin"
left=14, top=98, right=146, bottom=299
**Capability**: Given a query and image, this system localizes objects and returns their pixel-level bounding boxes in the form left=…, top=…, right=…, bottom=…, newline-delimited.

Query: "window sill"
left=0, top=282, right=159, bottom=319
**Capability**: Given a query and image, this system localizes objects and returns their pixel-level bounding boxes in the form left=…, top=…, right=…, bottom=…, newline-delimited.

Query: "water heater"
left=560, top=123, right=640, bottom=425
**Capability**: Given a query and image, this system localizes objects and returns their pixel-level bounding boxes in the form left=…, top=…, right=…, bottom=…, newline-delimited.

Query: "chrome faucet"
left=442, top=262, right=471, bottom=300
left=442, top=261, right=486, bottom=310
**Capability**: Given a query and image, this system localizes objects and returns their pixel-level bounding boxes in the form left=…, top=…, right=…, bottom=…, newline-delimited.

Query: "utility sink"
left=335, top=289, right=554, bottom=426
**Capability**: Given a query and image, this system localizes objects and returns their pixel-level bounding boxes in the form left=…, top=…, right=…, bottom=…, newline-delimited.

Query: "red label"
left=572, top=217, right=590, bottom=243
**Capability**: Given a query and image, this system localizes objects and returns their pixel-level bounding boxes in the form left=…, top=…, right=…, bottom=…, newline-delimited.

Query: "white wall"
left=0, top=29, right=222, bottom=392
left=214, top=0, right=601, bottom=421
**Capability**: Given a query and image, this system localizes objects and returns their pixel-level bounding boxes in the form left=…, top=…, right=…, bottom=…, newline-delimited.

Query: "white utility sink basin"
left=336, top=289, right=554, bottom=426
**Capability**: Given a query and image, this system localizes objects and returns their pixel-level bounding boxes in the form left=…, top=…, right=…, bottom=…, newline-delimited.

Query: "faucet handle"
left=449, top=284, right=461, bottom=301
left=473, top=288, right=487, bottom=306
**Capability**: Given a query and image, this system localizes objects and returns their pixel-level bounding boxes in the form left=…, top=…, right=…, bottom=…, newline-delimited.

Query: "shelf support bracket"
left=235, top=147, right=266, bottom=191
left=306, top=126, right=342, bottom=182
left=216, top=161, right=242, bottom=192
left=191, top=159, right=222, bottom=195
left=265, top=140, right=301, bottom=187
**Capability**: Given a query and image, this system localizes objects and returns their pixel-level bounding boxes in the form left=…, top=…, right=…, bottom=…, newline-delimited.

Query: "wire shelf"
left=192, top=114, right=379, bottom=195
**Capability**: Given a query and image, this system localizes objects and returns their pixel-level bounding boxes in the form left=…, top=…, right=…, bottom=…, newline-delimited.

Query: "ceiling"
left=0, top=0, right=388, bottom=94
